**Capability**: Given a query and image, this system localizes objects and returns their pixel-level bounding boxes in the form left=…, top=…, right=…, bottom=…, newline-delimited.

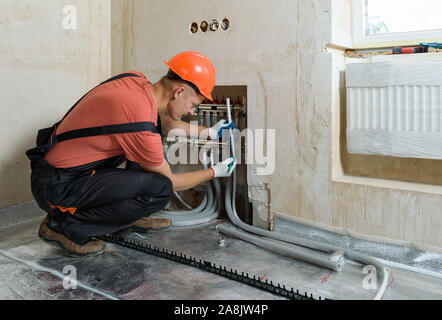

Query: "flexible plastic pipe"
left=156, top=149, right=221, bottom=226
left=173, top=191, right=194, bottom=210
left=0, top=248, right=119, bottom=300
left=163, top=100, right=393, bottom=299
left=158, top=144, right=212, bottom=219
left=165, top=182, right=220, bottom=226
left=221, top=174, right=344, bottom=271
left=221, top=160, right=389, bottom=299
left=218, top=98, right=389, bottom=299
left=159, top=188, right=208, bottom=216
left=217, top=99, right=344, bottom=270
left=161, top=144, right=208, bottom=217
left=217, top=223, right=343, bottom=271
left=376, top=258, right=442, bottom=280
left=156, top=181, right=218, bottom=226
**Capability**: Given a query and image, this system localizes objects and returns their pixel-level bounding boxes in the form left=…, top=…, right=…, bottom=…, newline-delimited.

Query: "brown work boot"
left=129, top=216, right=172, bottom=234
left=38, top=216, right=106, bottom=257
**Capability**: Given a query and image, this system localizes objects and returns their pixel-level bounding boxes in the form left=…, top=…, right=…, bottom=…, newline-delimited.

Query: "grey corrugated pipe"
left=219, top=173, right=343, bottom=272
left=173, top=192, right=194, bottom=210
left=215, top=98, right=389, bottom=299
left=155, top=148, right=221, bottom=226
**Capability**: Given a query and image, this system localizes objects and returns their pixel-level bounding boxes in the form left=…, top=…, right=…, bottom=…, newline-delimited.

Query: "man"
left=26, top=51, right=236, bottom=257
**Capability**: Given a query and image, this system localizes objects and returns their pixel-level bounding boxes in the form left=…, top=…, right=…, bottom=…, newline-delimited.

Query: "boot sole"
left=38, top=230, right=106, bottom=258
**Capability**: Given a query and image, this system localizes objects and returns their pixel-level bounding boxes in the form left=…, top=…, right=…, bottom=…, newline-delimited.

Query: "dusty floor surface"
left=0, top=202, right=441, bottom=300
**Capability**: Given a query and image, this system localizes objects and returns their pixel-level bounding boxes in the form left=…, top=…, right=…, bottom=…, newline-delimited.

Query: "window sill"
left=353, top=37, right=442, bottom=50
left=332, top=173, right=442, bottom=196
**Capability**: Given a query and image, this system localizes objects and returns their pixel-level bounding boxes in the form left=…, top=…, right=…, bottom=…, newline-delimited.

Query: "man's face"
left=167, top=85, right=204, bottom=120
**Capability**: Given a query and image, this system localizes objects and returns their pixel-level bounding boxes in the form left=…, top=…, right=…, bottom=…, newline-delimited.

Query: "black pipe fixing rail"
left=98, top=234, right=326, bottom=301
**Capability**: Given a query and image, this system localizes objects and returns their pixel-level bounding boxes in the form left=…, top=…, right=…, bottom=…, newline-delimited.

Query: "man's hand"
left=140, top=160, right=213, bottom=192
left=211, top=157, right=237, bottom=178
left=208, top=120, right=235, bottom=140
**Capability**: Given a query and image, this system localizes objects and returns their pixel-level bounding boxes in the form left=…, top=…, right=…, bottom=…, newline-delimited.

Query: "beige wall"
left=0, top=0, right=111, bottom=208
left=111, top=0, right=441, bottom=250
left=2, top=0, right=441, bottom=250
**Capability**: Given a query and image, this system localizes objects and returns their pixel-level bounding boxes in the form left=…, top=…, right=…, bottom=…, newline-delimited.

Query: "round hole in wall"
left=221, top=18, right=230, bottom=30
left=210, top=19, right=219, bottom=31
left=200, top=21, right=209, bottom=32
left=190, top=22, right=198, bottom=34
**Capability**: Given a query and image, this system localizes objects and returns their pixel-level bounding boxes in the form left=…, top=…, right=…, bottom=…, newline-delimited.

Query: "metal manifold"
left=98, top=234, right=324, bottom=300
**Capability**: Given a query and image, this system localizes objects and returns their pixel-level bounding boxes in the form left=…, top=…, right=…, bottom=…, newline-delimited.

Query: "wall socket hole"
left=221, top=18, right=230, bottom=30
left=210, top=19, right=219, bottom=31
left=200, top=21, right=208, bottom=32
left=190, top=22, right=198, bottom=34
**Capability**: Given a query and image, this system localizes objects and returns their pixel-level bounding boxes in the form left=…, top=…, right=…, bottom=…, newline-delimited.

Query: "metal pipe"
left=165, top=137, right=228, bottom=148
left=197, top=104, right=242, bottom=111
left=205, top=112, right=211, bottom=128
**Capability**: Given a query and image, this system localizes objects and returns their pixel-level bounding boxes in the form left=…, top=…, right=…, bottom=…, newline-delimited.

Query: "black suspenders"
left=52, top=73, right=158, bottom=144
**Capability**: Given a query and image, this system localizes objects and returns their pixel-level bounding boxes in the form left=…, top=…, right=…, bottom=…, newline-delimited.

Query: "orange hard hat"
left=164, top=51, right=216, bottom=101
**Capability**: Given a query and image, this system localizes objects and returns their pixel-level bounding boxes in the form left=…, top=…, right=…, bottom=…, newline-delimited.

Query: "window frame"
left=352, top=0, right=442, bottom=49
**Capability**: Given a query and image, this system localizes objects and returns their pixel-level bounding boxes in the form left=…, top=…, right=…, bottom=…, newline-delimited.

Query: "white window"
left=353, top=0, right=442, bottom=48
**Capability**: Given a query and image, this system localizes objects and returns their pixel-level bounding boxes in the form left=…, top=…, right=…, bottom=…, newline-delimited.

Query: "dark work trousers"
left=24, top=73, right=172, bottom=245
left=32, top=158, right=173, bottom=245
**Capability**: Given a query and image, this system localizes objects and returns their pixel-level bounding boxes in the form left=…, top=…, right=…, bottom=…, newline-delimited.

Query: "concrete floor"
left=0, top=201, right=441, bottom=300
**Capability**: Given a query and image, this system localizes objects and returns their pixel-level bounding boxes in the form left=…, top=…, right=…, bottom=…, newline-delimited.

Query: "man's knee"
left=155, top=173, right=173, bottom=200
left=146, top=173, right=173, bottom=210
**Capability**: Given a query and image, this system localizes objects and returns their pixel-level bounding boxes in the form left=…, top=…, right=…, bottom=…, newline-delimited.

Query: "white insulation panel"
left=346, top=62, right=442, bottom=159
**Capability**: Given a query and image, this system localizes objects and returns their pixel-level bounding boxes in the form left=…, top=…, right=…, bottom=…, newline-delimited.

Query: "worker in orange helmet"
left=26, top=51, right=236, bottom=257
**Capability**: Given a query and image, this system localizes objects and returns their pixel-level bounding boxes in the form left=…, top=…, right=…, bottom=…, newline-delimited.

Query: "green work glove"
left=211, top=157, right=237, bottom=178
